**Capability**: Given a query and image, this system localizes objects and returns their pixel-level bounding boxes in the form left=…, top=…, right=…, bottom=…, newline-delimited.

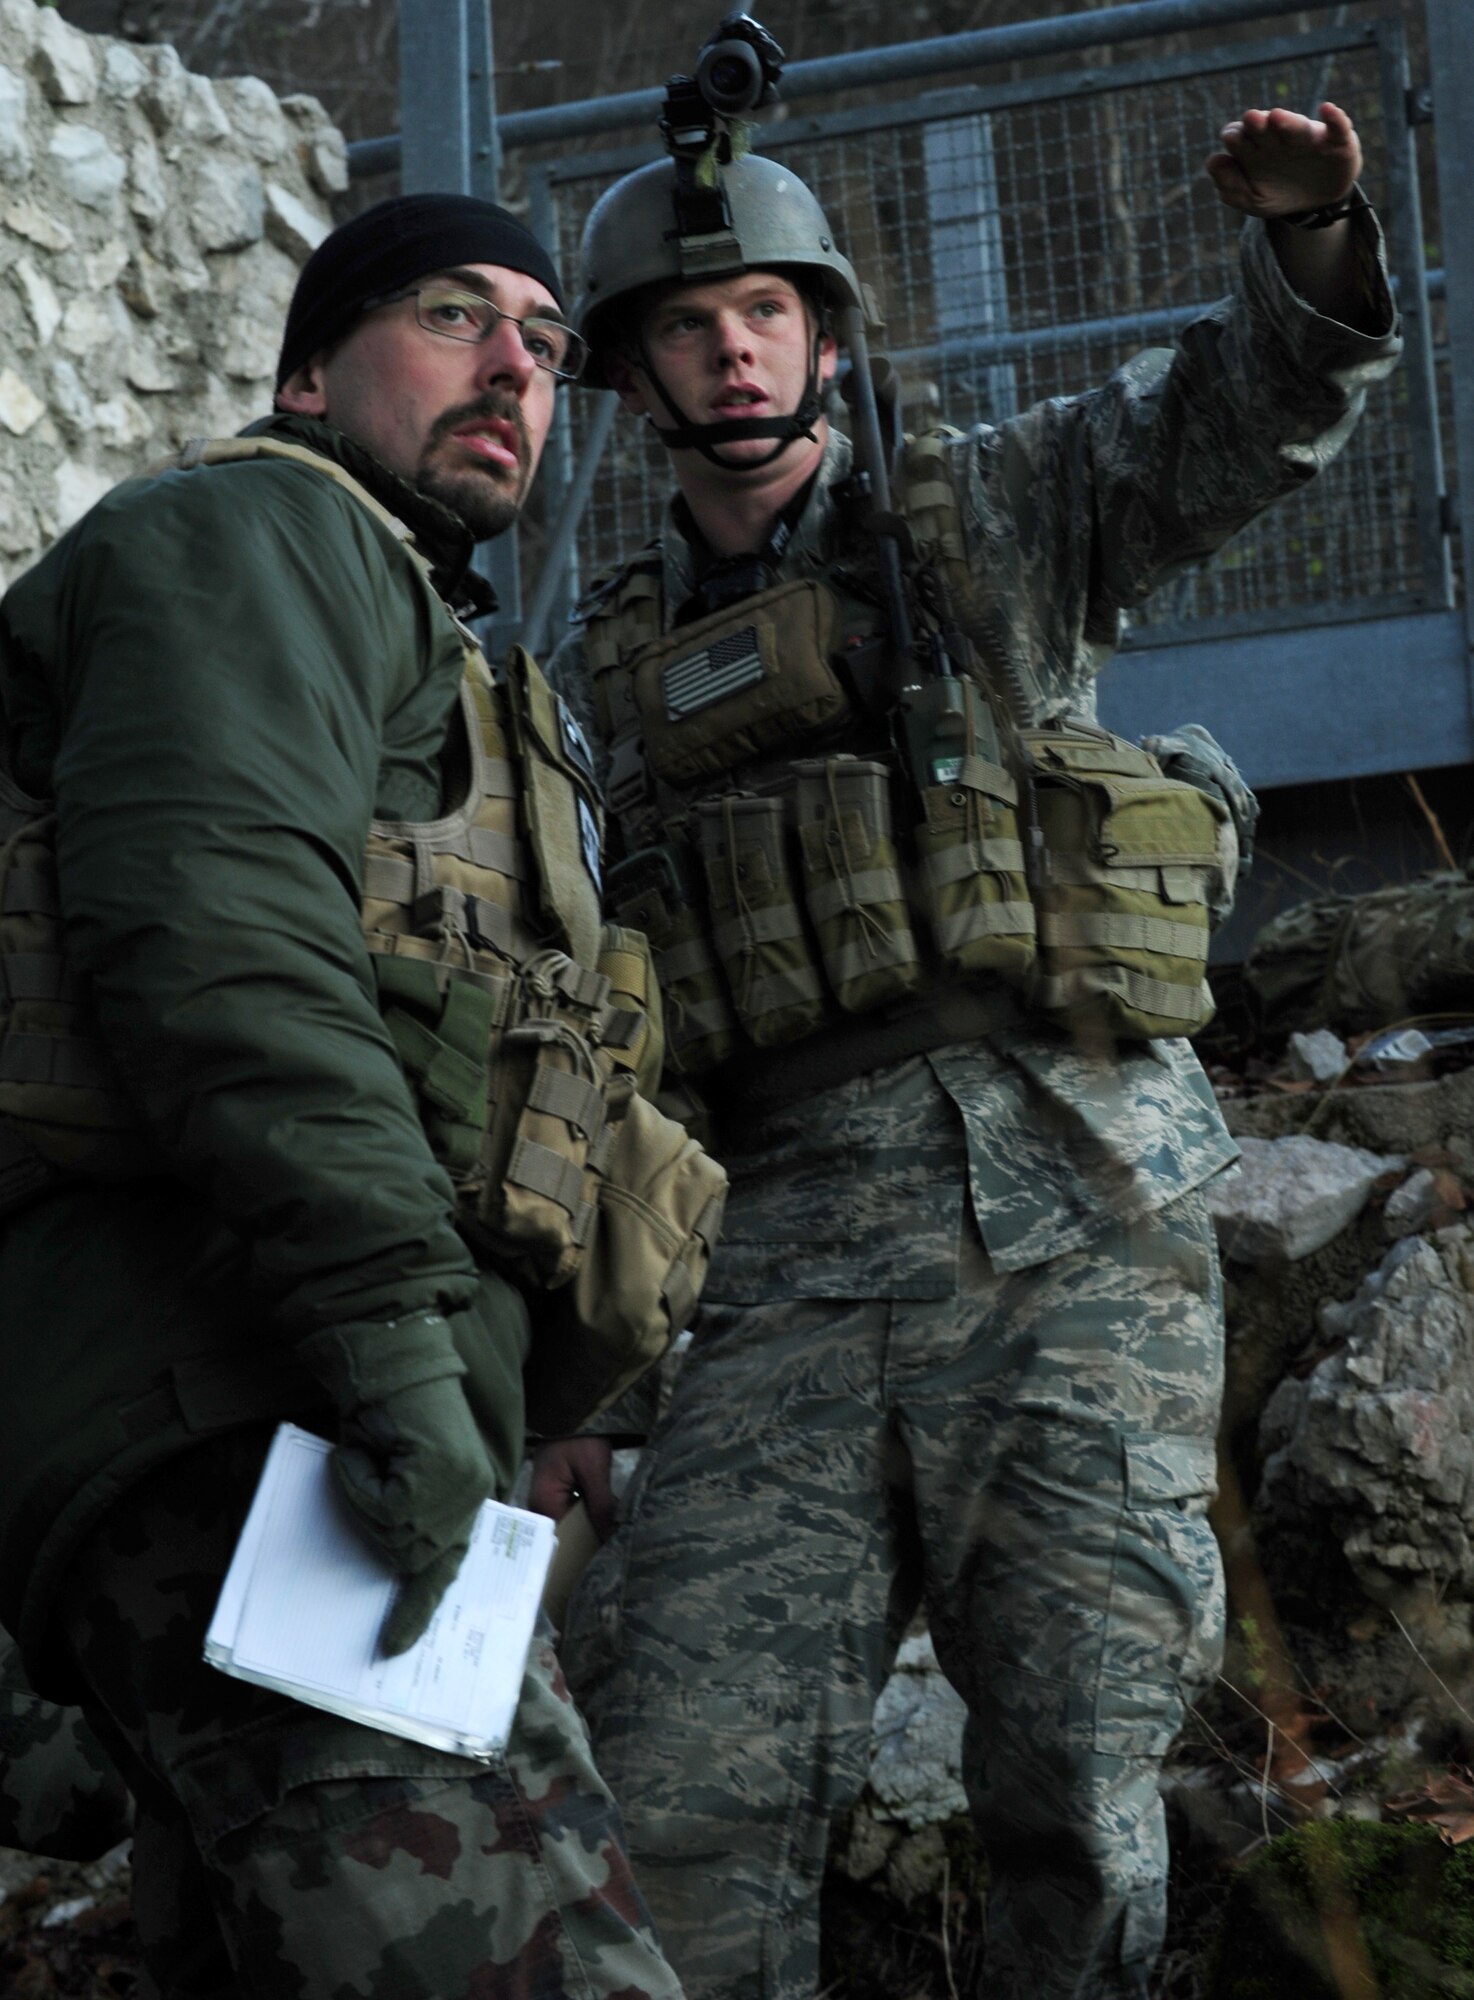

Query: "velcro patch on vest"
left=578, top=798, right=603, bottom=896
left=662, top=627, right=764, bottom=721
left=558, top=697, right=598, bottom=787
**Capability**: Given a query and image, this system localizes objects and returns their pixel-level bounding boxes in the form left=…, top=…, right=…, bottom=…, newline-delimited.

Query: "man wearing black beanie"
left=0, top=192, right=690, bottom=1999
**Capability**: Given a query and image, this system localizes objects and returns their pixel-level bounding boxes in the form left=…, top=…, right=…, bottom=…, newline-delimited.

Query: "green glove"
left=296, top=1314, right=494, bottom=1656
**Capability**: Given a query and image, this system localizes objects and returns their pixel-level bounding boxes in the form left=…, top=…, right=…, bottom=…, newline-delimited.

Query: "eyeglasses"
left=368, top=284, right=588, bottom=383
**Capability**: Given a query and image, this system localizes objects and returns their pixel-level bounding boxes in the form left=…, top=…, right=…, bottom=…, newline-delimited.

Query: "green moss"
left=1206, top=1820, right=1474, bottom=1999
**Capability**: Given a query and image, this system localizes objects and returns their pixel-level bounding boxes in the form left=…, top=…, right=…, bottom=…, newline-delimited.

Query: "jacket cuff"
left=296, top=1313, right=468, bottom=1410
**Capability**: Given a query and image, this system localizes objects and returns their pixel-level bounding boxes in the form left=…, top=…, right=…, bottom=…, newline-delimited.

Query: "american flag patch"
left=663, top=627, right=764, bottom=720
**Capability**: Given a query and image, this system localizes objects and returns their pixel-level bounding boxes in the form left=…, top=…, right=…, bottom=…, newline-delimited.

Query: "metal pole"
left=1425, top=0, right=1474, bottom=663
left=398, top=0, right=471, bottom=193
left=468, top=0, right=499, bottom=202
left=398, top=0, right=523, bottom=639
left=499, top=0, right=1341, bottom=150
left=359, top=0, right=1354, bottom=172
left=521, top=396, right=619, bottom=659
left=1373, top=20, right=1452, bottom=611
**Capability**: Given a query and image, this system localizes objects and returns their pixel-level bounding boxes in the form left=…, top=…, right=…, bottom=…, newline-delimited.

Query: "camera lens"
left=696, top=38, right=764, bottom=115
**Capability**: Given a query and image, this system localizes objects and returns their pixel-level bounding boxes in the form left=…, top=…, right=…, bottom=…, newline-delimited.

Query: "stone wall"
left=0, top=0, right=346, bottom=591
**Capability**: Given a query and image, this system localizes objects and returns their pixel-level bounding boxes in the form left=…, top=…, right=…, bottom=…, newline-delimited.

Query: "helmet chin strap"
left=638, top=323, right=826, bottom=470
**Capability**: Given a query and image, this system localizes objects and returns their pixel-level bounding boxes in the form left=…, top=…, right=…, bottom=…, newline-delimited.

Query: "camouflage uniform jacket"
left=546, top=210, right=1401, bottom=1309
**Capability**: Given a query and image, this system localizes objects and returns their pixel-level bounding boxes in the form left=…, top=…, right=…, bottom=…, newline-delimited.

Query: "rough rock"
left=181, top=74, right=232, bottom=145
left=0, top=367, right=45, bottom=435
left=4, top=195, right=73, bottom=250
left=1258, top=1225, right=1474, bottom=1612
left=0, top=0, right=39, bottom=59
left=187, top=159, right=264, bottom=253
left=0, top=65, right=31, bottom=183
left=47, top=356, right=95, bottom=439
left=1284, top=1027, right=1349, bottom=1085
left=83, top=239, right=129, bottom=293
left=867, top=1631, right=967, bottom=1824
left=265, top=180, right=328, bottom=260
left=33, top=8, right=99, bottom=107
left=1224, top=1065, right=1474, bottom=1185
left=54, top=458, right=113, bottom=532
left=47, top=125, right=125, bottom=212
left=1206, top=1133, right=1401, bottom=1267
left=216, top=76, right=289, bottom=163
left=101, top=42, right=148, bottom=103
left=128, top=131, right=167, bottom=225
left=1383, top=1167, right=1442, bottom=1240
left=58, top=292, right=123, bottom=357
left=140, top=44, right=190, bottom=136
left=0, top=473, right=37, bottom=556
left=10, top=256, right=60, bottom=346
left=282, top=94, right=349, bottom=195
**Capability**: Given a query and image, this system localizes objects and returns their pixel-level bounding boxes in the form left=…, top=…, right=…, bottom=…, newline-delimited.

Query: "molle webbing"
left=587, top=430, right=1227, bottom=1057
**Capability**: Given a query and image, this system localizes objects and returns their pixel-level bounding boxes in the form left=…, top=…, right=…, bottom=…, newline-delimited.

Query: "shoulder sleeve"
left=45, top=461, right=480, bottom=1334
left=1083, top=202, right=1401, bottom=612
left=973, top=201, right=1402, bottom=646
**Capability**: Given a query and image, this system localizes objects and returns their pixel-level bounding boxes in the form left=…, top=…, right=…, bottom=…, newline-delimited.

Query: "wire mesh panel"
left=531, top=14, right=1440, bottom=643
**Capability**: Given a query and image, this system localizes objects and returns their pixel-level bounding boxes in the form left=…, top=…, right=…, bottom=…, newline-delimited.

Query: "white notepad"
left=204, top=1423, right=554, bottom=1761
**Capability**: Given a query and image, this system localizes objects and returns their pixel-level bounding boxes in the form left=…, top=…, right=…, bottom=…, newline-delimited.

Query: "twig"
left=1216, top=1675, right=1348, bottom=1804
left=1404, top=773, right=1458, bottom=872
left=1261, top=1721, right=1275, bottom=1844
left=940, top=1850, right=960, bottom=2000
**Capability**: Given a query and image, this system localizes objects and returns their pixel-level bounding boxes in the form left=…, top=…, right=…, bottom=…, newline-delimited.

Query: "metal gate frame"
left=360, top=0, right=1474, bottom=797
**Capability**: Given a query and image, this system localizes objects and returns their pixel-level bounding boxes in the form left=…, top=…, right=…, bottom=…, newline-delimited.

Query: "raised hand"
left=1206, top=101, right=1362, bottom=219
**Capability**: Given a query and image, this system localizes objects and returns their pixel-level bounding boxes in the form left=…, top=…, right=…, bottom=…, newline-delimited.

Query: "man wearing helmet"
left=535, top=83, right=1398, bottom=2000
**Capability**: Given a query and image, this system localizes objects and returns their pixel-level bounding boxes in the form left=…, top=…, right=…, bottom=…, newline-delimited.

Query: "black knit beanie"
left=276, top=192, right=565, bottom=389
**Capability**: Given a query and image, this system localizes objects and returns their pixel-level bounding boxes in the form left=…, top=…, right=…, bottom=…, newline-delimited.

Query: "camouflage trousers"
left=563, top=1190, right=1226, bottom=2000
left=0, top=1623, right=131, bottom=1860
left=53, top=1429, right=683, bottom=2000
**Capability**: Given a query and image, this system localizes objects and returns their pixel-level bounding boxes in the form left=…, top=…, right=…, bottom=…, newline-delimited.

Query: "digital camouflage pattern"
left=0, top=1624, right=130, bottom=1861
left=545, top=212, right=1400, bottom=1286
left=545, top=208, right=1401, bottom=1999
left=565, top=1178, right=1225, bottom=1999
left=1244, top=864, right=1474, bottom=1038
left=56, top=1430, right=681, bottom=2000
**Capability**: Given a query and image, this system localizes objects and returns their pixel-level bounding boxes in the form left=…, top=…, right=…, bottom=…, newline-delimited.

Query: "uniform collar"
left=242, top=413, right=499, bottom=618
left=658, top=426, right=854, bottom=623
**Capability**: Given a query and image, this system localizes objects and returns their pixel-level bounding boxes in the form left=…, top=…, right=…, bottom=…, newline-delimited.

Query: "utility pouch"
left=791, top=757, right=923, bottom=1014
left=372, top=954, right=502, bottom=1180
left=907, top=679, right=1036, bottom=986
left=521, top=1090, right=728, bottom=1435
left=632, top=578, right=848, bottom=785
left=694, top=794, right=826, bottom=1048
left=0, top=805, right=158, bottom=1180
left=608, top=843, right=738, bottom=1077
left=471, top=950, right=644, bottom=1288
left=593, top=921, right=665, bottom=1102
left=1022, top=721, right=1227, bottom=1042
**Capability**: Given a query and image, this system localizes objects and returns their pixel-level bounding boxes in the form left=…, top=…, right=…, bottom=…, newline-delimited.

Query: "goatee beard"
left=417, top=465, right=523, bottom=542
left=416, top=394, right=529, bottom=541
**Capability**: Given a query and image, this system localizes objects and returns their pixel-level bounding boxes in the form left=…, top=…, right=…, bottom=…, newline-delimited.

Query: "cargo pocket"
left=1094, top=1434, right=1224, bottom=1756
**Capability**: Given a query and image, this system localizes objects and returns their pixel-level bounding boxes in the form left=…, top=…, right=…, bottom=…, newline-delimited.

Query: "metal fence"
left=525, top=13, right=1444, bottom=656
left=369, top=0, right=1474, bottom=795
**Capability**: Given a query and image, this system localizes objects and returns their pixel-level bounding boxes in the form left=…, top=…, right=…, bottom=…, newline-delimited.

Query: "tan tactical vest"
left=0, top=439, right=725, bottom=1432
left=582, top=428, right=1228, bottom=1069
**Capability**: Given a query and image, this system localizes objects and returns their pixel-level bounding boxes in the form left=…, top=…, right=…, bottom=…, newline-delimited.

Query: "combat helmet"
left=574, top=12, right=865, bottom=467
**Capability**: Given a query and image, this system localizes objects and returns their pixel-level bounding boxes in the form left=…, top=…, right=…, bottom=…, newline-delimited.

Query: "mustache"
left=426, top=393, right=530, bottom=464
